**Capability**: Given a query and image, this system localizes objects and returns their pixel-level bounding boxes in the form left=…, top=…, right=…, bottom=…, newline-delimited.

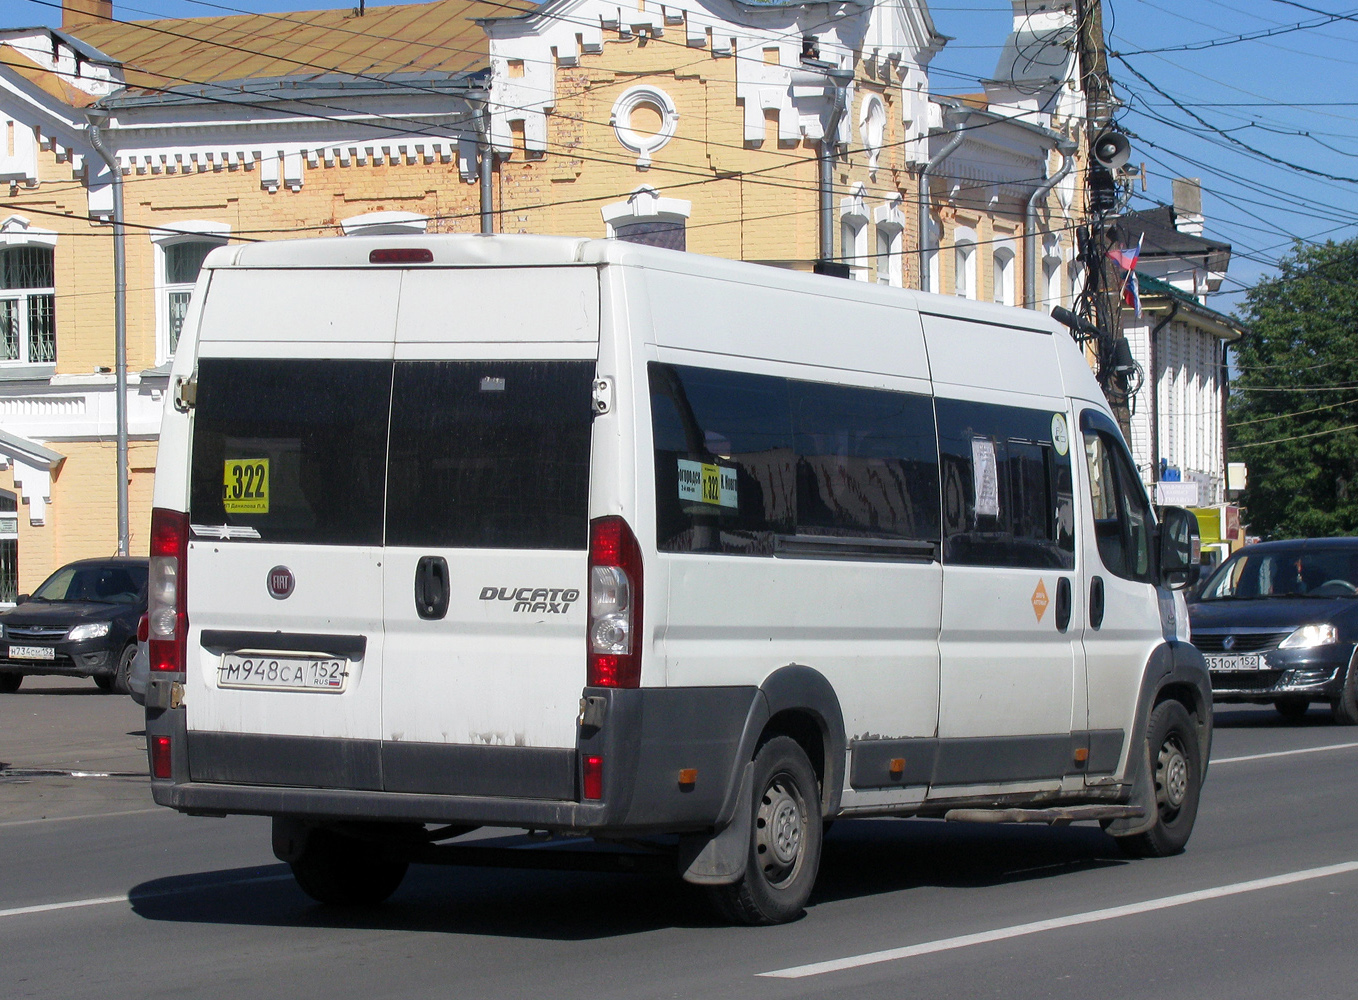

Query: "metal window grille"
left=27, top=294, right=55, bottom=363
left=0, top=299, right=18, bottom=360
left=168, top=290, right=192, bottom=355
left=0, top=247, right=54, bottom=291
left=0, top=247, right=56, bottom=365
left=0, top=539, right=17, bottom=605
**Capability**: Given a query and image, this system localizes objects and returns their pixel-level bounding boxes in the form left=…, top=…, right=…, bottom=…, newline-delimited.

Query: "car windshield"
left=31, top=564, right=147, bottom=604
left=1198, top=547, right=1358, bottom=601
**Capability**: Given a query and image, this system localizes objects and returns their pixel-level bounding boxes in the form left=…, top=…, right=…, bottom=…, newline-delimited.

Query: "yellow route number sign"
left=223, top=458, right=269, bottom=514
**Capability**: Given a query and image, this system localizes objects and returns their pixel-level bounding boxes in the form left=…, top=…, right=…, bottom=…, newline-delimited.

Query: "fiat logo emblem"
left=267, top=566, right=295, bottom=600
left=1223, top=635, right=1236, bottom=651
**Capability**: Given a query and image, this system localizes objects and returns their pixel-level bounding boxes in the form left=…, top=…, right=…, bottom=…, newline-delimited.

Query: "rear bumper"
left=147, top=685, right=762, bottom=834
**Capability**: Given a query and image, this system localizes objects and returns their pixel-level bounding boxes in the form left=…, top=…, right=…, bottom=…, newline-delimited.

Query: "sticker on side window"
left=223, top=458, right=270, bottom=514
left=970, top=438, right=999, bottom=518
left=677, top=459, right=738, bottom=509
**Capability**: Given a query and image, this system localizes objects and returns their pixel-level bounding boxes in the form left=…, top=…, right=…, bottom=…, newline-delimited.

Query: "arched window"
left=840, top=185, right=870, bottom=281
left=953, top=228, right=977, bottom=299
left=152, top=222, right=230, bottom=362
left=992, top=244, right=1016, bottom=306
left=0, top=216, right=57, bottom=366
left=874, top=196, right=905, bottom=288
left=603, top=186, right=691, bottom=250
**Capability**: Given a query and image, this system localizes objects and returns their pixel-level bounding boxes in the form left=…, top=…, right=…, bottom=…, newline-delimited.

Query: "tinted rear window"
left=190, top=359, right=392, bottom=546
left=386, top=361, right=595, bottom=550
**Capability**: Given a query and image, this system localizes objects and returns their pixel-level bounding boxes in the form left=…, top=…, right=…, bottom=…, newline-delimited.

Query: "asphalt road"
left=4, top=678, right=1358, bottom=999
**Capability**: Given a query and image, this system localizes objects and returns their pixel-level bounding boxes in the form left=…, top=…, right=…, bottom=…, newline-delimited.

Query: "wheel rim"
left=1155, top=735, right=1190, bottom=817
left=755, top=771, right=806, bottom=887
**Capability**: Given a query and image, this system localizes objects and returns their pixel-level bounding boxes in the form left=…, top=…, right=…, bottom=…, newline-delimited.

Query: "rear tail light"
left=148, top=508, right=188, bottom=674
left=151, top=736, right=172, bottom=779
left=587, top=516, right=643, bottom=688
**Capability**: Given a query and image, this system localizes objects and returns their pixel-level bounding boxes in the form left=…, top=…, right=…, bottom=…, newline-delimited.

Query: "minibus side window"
left=650, top=364, right=795, bottom=555
left=1080, top=414, right=1154, bottom=584
left=935, top=398, right=1075, bottom=570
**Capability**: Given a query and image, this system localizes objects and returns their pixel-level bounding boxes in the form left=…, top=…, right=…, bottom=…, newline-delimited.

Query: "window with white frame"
left=874, top=197, right=905, bottom=288
left=992, top=244, right=1016, bottom=306
left=603, top=186, right=690, bottom=250
left=839, top=185, right=870, bottom=281
left=152, top=223, right=229, bottom=363
left=954, top=229, right=977, bottom=299
left=0, top=245, right=56, bottom=365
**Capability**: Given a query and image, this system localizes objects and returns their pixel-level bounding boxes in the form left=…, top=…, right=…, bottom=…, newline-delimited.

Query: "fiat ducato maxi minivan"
left=145, top=234, right=1207, bottom=924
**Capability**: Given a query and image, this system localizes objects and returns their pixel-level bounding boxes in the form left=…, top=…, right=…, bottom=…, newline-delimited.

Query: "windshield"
left=31, top=563, right=147, bottom=604
left=1198, top=547, right=1358, bottom=601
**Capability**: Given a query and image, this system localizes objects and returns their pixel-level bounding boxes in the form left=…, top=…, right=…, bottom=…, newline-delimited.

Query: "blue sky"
left=6, top=0, right=1355, bottom=316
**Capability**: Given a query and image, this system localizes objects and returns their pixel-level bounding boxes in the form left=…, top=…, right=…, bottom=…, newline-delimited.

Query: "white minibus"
left=146, top=234, right=1207, bottom=924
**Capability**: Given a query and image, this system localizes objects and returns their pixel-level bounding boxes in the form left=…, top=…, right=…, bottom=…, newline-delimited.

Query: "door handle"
left=1055, top=577, right=1072, bottom=633
left=1089, top=575, right=1105, bottom=630
left=415, top=556, right=450, bottom=620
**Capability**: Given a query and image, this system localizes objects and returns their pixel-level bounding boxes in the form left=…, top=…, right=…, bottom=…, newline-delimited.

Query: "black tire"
left=1116, top=700, right=1202, bottom=859
left=707, top=736, right=822, bottom=926
left=290, top=827, right=408, bottom=906
left=1331, top=656, right=1358, bottom=725
left=93, top=673, right=115, bottom=693
left=113, top=644, right=136, bottom=696
left=0, top=672, right=20, bottom=693
left=1274, top=697, right=1311, bottom=723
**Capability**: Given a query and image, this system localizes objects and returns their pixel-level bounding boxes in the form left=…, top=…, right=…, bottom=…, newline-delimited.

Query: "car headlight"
left=1279, top=624, right=1338, bottom=649
left=67, top=622, right=111, bottom=642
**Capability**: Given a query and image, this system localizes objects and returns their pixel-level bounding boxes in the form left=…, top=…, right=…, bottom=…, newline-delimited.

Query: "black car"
left=0, top=557, right=148, bottom=694
left=1189, top=538, right=1358, bottom=723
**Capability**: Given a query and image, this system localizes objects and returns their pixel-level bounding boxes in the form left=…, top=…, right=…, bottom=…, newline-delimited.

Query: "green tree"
left=1231, top=238, right=1358, bottom=538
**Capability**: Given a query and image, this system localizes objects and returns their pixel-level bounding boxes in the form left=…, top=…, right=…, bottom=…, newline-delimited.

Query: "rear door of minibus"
left=183, top=266, right=396, bottom=788
left=379, top=266, right=599, bottom=798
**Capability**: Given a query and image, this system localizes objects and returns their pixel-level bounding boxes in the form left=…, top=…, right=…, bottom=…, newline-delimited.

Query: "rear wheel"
left=113, top=644, right=136, bottom=696
left=290, top=826, right=409, bottom=906
left=1116, top=700, right=1202, bottom=859
left=0, top=672, right=20, bottom=693
left=707, top=736, right=822, bottom=926
left=1274, top=697, right=1311, bottom=722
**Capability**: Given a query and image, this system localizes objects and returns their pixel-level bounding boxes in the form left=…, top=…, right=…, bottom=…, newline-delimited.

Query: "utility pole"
left=1072, top=0, right=1138, bottom=440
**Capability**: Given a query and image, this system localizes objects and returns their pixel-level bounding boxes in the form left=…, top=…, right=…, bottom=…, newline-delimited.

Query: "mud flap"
left=1104, top=739, right=1157, bottom=838
left=271, top=815, right=312, bottom=863
left=677, top=761, right=753, bottom=885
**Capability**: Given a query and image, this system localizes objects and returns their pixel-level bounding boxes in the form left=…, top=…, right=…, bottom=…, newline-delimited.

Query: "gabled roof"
left=1114, top=207, right=1231, bottom=272
left=59, top=0, right=531, bottom=97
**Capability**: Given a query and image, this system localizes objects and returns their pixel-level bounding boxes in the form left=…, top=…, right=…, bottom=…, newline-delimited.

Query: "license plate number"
left=8, top=645, right=54, bottom=660
left=1205, top=653, right=1262, bottom=671
left=218, top=653, right=348, bottom=692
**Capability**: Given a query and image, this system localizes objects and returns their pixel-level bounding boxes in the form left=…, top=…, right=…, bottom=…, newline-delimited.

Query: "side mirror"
left=15, top=594, right=28, bottom=605
left=1158, top=506, right=1201, bottom=591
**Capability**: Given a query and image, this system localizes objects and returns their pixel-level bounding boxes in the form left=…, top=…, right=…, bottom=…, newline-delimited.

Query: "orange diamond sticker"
left=1031, top=579, right=1050, bottom=622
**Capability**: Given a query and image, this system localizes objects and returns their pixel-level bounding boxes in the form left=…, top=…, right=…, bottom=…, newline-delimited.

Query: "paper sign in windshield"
left=971, top=438, right=999, bottom=518
left=678, top=459, right=738, bottom=509
left=223, top=458, right=270, bottom=514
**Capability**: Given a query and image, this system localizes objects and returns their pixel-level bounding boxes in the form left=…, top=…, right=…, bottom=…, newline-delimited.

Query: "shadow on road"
left=1212, top=704, right=1344, bottom=729
left=127, top=817, right=1129, bottom=938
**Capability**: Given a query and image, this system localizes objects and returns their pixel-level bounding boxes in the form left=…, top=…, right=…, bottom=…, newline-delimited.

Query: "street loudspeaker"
left=1093, top=131, right=1131, bottom=170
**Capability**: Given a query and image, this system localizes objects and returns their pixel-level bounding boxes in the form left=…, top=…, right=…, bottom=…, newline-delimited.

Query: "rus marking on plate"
left=1031, top=579, right=1050, bottom=623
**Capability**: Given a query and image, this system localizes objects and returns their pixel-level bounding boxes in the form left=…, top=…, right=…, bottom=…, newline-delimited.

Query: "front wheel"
left=1116, top=700, right=1202, bottom=859
left=93, top=673, right=115, bottom=693
left=290, top=827, right=409, bottom=906
left=0, top=672, right=20, bottom=693
left=1331, top=655, right=1358, bottom=725
left=707, top=736, right=822, bottom=925
left=113, top=644, right=136, bottom=696
left=1274, top=697, right=1311, bottom=723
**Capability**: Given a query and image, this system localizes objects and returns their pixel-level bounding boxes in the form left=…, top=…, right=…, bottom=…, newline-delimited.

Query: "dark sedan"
left=1189, top=538, right=1358, bottom=723
left=0, top=557, right=148, bottom=694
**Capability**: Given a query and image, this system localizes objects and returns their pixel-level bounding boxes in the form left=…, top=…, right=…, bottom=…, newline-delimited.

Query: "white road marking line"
left=0, top=873, right=293, bottom=921
left=1213, top=741, right=1358, bottom=765
left=759, top=861, right=1358, bottom=979
left=0, top=808, right=161, bottom=829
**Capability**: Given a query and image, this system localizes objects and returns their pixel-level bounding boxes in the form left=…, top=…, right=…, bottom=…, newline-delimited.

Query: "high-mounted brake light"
left=369, top=247, right=433, bottom=264
left=148, top=508, right=189, bottom=674
left=587, top=516, right=643, bottom=688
